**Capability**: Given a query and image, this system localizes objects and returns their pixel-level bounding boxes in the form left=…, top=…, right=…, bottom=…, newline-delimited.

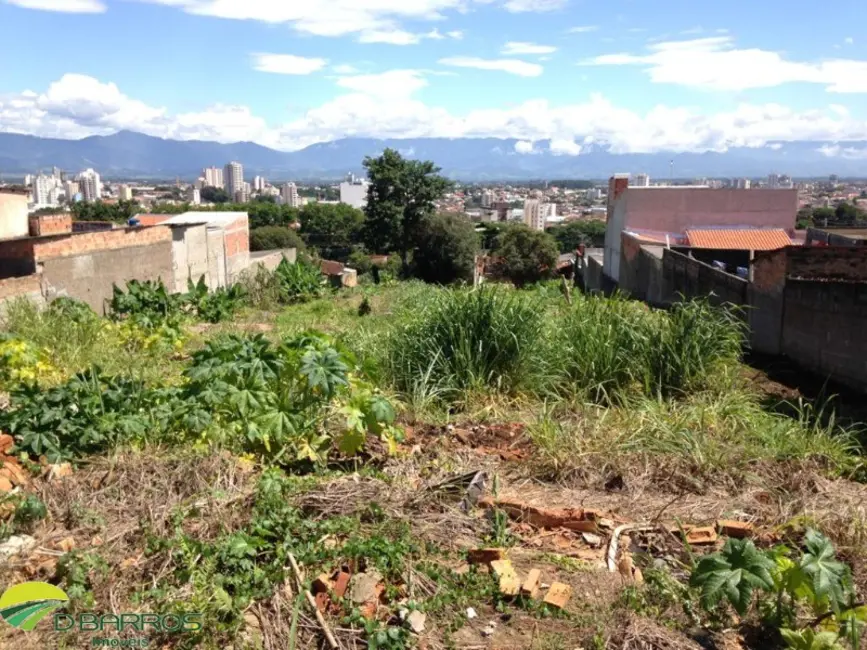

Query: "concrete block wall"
left=662, top=248, right=748, bottom=307
left=32, top=226, right=172, bottom=261
left=0, top=275, right=46, bottom=315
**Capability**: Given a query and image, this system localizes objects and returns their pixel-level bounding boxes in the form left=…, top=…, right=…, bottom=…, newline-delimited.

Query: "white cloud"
left=568, top=25, right=598, bottom=33
left=439, top=56, right=543, bottom=76
left=501, top=41, right=557, bottom=55
left=817, top=144, right=867, bottom=159
left=5, top=73, right=867, bottom=157
left=550, top=138, right=582, bottom=155
left=252, top=53, right=327, bottom=75
left=358, top=28, right=422, bottom=45
left=3, top=0, right=105, bottom=12
left=844, top=37, right=854, bottom=45
left=447, top=30, right=464, bottom=39
left=583, top=36, right=867, bottom=93
left=681, top=26, right=703, bottom=35
left=503, top=0, right=567, bottom=11
left=332, top=64, right=359, bottom=74
left=514, top=140, right=536, bottom=153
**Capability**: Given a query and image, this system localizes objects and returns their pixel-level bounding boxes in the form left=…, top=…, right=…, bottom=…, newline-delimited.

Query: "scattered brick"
left=0, top=434, right=14, bottom=455
left=490, top=559, right=521, bottom=597
left=521, top=568, right=541, bottom=599
left=332, top=570, right=351, bottom=599
left=543, top=582, right=572, bottom=609
left=686, top=526, right=718, bottom=545
left=717, top=520, right=753, bottom=538
left=478, top=497, right=602, bottom=533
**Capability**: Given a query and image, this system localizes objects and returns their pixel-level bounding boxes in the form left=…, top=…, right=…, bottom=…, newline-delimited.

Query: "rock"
left=0, top=476, right=12, bottom=492
left=57, top=537, right=76, bottom=552
left=0, top=534, right=35, bottom=559
left=717, top=520, right=753, bottom=539
left=466, top=607, right=477, bottom=620
left=47, top=463, right=73, bottom=481
left=543, top=582, right=572, bottom=609
left=467, top=548, right=506, bottom=565
left=349, top=569, right=384, bottom=604
left=0, top=434, right=14, bottom=454
left=481, top=621, right=497, bottom=637
left=406, top=610, right=426, bottom=634
left=581, top=532, right=603, bottom=547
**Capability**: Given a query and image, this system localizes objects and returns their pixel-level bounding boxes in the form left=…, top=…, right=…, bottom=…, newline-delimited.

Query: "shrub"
left=412, top=213, right=479, bottom=285
left=347, top=250, right=373, bottom=275
left=383, top=285, right=548, bottom=398
left=492, top=224, right=559, bottom=287
left=109, top=278, right=183, bottom=328
left=47, top=297, right=99, bottom=324
left=249, top=226, right=305, bottom=252
left=274, top=258, right=325, bottom=303
left=185, top=276, right=246, bottom=323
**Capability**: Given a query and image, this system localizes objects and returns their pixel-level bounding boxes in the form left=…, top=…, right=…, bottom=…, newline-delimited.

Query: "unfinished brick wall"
left=0, top=238, right=37, bottom=278
left=29, top=214, right=72, bottom=237
left=0, top=275, right=45, bottom=315
left=786, top=246, right=867, bottom=282
left=662, top=248, right=748, bottom=307
left=33, top=226, right=172, bottom=261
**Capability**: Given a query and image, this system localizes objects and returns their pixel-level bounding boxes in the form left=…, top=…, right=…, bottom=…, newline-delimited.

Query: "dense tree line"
left=797, top=202, right=867, bottom=229
left=547, top=220, right=606, bottom=252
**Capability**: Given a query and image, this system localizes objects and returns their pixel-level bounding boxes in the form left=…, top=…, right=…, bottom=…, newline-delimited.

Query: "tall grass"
left=383, top=285, right=549, bottom=399
left=557, top=294, right=744, bottom=403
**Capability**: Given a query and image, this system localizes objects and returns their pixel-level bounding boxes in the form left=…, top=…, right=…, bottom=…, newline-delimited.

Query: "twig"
left=808, top=602, right=865, bottom=628
left=288, top=552, right=340, bottom=650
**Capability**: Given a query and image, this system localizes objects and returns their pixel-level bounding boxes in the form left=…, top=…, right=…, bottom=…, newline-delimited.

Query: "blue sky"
left=1, top=0, right=866, bottom=158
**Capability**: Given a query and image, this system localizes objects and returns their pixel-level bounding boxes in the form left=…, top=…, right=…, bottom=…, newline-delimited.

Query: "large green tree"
left=72, top=199, right=142, bottom=223
left=362, top=148, right=452, bottom=270
left=200, top=186, right=229, bottom=204
left=492, top=224, right=560, bottom=288
left=299, top=202, right=365, bottom=259
left=547, top=220, right=606, bottom=252
left=413, top=213, right=480, bottom=284
left=249, top=226, right=306, bottom=252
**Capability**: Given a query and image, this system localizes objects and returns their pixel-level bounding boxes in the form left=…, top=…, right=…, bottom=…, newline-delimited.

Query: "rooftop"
left=162, top=211, right=247, bottom=228
left=686, top=228, right=792, bottom=251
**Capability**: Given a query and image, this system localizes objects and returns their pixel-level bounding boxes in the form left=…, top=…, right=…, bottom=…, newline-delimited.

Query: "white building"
left=77, top=168, right=102, bottom=203
left=767, top=173, right=793, bottom=189
left=188, top=187, right=201, bottom=205
left=224, top=162, right=244, bottom=201
left=733, top=178, right=751, bottom=189
left=542, top=202, right=557, bottom=221
left=523, top=199, right=544, bottom=231
left=281, top=182, right=300, bottom=207
left=24, top=174, right=33, bottom=187
left=203, top=167, right=224, bottom=188
left=119, top=184, right=133, bottom=201
left=632, top=173, right=650, bottom=187
left=253, top=176, right=266, bottom=192
left=586, top=188, right=602, bottom=201
left=481, top=190, right=494, bottom=208
left=63, top=181, right=79, bottom=201
left=32, top=174, right=56, bottom=206
left=339, top=173, right=369, bottom=209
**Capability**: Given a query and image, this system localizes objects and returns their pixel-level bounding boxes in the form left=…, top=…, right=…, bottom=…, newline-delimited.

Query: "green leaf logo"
left=0, top=582, right=69, bottom=631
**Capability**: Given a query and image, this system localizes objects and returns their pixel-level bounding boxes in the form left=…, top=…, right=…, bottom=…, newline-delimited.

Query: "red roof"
left=686, top=228, right=792, bottom=251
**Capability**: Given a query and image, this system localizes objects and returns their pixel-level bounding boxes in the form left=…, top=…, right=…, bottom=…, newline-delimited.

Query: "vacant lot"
left=0, top=280, right=864, bottom=650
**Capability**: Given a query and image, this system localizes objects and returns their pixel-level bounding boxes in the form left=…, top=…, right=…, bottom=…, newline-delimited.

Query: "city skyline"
left=0, top=0, right=865, bottom=160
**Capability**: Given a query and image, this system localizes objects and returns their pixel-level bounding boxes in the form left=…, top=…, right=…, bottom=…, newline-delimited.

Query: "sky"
left=1, top=0, right=867, bottom=158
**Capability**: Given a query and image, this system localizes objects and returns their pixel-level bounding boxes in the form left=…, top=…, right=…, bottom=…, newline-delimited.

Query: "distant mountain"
left=1, top=130, right=866, bottom=181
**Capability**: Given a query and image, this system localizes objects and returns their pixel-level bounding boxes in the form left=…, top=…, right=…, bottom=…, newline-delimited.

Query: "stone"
left=581, top=532, right=603, bottom=547
left=466, top=607, right=477, bottom=620
left=407, top=610, right=426, bottom=634
left=349, top=569, right=384, bottom=604
left=543, top=582, right=572, bottom=609
left=0, top=534, right=35, bottom=559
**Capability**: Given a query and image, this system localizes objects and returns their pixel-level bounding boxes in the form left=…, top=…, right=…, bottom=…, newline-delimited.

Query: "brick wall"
left=748, top=249, right=787, bottom=354
left=29, top=214, right=72, bottom=237
left=73, top=221, right=118, bottom=233
left=0, top=274, right=45, bottom=315
left=786, top=246, right=867, bottom=282
left=781, top=280, right=867, bottom=393
left=33, top=226, right=172, bottom=261
left=662, top=248, right=748, bottom=307
left=0, top=238, right=37, bottom=278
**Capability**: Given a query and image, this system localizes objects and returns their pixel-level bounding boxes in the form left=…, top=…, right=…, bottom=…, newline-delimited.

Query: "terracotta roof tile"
left=686, top=228, right=792, bottom=251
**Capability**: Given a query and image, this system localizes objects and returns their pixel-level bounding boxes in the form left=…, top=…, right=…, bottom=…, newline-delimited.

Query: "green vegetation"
left=491, top=224, right=560, bottom=287
left=249, top=225, right=305, bottom=252
left=547, top=219, right=606, bottom=251
left=71, top=199, right=142, bottom=223
left=412, top=212, right=480, bottom=284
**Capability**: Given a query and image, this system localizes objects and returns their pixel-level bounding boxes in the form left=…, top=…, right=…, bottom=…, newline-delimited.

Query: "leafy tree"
left=362, top=148, right=452, bottom=271
left=201, top=186, right=230, bottom=204
left=835, top=202, right=859, bottom=225
left=31, top=206, right=67, bottom=216
left=796, top=207, right=815, bottom=230
left=72, top=200, right=142, bottom=223
left=299, top=202, right=365, bottom=260
left=812, top=207, right=835, bottom=225
left=347, top=249, right=373, bottom=275
left=547, top=219, right=606, bottom=252
left=253, top=195, right=276, bottom=204
left=412, top=213, right=480, bottom=285
left=249, top=226, right=305, bottom=252
left=492, top=224, right=559, bottom=288
left=148, top=202, right=190, bottom=215
left=479, top=222, right=507, bottom=250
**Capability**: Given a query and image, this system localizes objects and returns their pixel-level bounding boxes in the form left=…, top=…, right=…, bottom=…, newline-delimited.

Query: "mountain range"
left=1, top=130, right=866, bottom=181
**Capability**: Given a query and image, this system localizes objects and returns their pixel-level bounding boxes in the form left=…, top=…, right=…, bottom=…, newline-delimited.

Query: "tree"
left=492, top=224, right=559, bottom=288
left=362, top=148, right=452, bottom=271
left=253, top=195, right=276, bottom=204
left=201, top=186, right=229, bottom=204
left=71, top=199, right=142, bottom=223
left=835, top=201, right=858, bottom=225
left=299, top=202, right=365, bottom=259
left=249, top=226, right=305, bottom=252
left=812, top=207, right=835, bottom=225
left=547, top=220, right=606, bottom=252
left=413, top=213, right=480, bottom=285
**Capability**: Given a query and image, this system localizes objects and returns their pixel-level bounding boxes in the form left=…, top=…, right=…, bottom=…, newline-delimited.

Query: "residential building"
left=586, top=188, right=602, bottom=201
left=253, top=176, right=266, bottom=192
left=733, top=178, right=751, bottom=189
left=632, top=173, right=650, bottom=187
left=23, top=174, right=32, bottom=187
left=481, top=190, right=494, bottom=208
left=119, top=184, right=133, bottom=201
left=224, top=162, right=243, bottom=201
left=203, top=167, right=224, bottom=188
left=0, top=189, right=30, bottom=239
left=281, top=182, right=300, bottom=207
left=32, top=174, right=55, bottom=206
left=766, top=173, right=792, bottom=189
left=188, top=187, right=201, bottom=205
left=77, top=168, right=102, bottom=203
left=63, top=181, right=79, bottom=201
left=523, top=199, right=544, bottom=231
left=339, top=173, right=369, bottom=209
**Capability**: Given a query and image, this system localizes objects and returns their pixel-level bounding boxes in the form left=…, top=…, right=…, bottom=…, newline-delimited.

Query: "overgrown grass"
left=382, top=285, right=551, bottom=400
